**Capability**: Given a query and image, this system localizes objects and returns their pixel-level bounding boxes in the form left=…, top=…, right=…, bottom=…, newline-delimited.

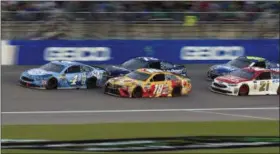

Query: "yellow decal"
left=246, top=56, right=265, bottom=61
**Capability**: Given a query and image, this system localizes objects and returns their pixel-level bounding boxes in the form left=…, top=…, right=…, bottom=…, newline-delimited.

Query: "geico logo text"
left=44, top=47, right=111, bottom=61
left=180, top=46, right=245, bottom=60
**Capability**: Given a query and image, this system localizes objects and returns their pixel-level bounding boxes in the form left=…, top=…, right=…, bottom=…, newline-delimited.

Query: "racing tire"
left=277, top=86, right=280, bottom=95
left=172, top=86, right=182, bottom=97
left=238, top=85, right=249, bottom=96
left=46, top=78, right=58, bottom=90
left=104, top=83, right=110, bottom=94
left=86, top=77, right=97, bottom=89
left=132, top=87, right=143, bottom=98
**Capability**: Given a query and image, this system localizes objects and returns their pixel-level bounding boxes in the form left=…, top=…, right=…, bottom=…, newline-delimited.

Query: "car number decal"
left=259, top=81, right=270, bottom=92
left=153, top=84, right=164, bottom=95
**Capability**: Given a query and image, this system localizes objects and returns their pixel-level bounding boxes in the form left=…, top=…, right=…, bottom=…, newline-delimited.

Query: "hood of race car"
left=22, top=68, right=54, bottom=80
left=215, top=75, right=249, bottom=84
left=107, top=76, right=141, bottom=86
left=106, top=65, right=131, bottom=77
left=210, top=64, right=238, bottom=75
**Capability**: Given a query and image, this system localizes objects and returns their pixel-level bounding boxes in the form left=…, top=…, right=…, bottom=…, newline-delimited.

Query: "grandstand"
left=1, top=1, right=279, bottom=39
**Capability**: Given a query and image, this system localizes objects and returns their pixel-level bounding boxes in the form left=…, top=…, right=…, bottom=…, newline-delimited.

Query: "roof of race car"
left=51, top=61, right=85, bottom=67
left=240, top=56, right=266, bottom=62
left=136, top=68, right=165, bottom=74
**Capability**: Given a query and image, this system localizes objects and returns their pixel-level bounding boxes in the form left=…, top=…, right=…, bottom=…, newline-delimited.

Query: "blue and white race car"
left=19, top=61, right=108, bottom=89
left=105, top=57, right=189, bottom=78
left=207, top=56, right=279, bottom=80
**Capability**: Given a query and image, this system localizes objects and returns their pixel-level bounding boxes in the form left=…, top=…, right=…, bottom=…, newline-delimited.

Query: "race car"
left=19, top=61, right=108, bottom=89
left=210, top=67, right=280, bottom=96
left=105, top=57, right=188, bottom=78
left=207, top=56, right=280, bottom=80
left=104, top=68, right=192, bottom=98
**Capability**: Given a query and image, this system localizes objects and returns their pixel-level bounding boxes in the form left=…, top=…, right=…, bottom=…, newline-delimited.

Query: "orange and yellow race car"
left=104, top=68, right=192, bottom=98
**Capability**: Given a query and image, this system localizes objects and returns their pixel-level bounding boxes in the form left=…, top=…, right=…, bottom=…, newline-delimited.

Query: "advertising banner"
left=9, top=39, right=279, bottom=65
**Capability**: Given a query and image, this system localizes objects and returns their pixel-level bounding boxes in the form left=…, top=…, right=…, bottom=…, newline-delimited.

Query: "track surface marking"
left=2, top=65, right=279, bottom=124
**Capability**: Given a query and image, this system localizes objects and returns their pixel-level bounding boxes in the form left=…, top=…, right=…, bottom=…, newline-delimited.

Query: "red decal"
left=216, top=75, right=248, bottom=84
left=150, top=84, right=156, bottom=97
left=119, top=88, right=129, bottom=97
left=171, top=80, right=177, bottom=88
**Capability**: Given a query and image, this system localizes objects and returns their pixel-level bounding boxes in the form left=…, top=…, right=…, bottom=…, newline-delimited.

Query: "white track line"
left=190, top=110, right=277, bottom=121
left=2, top=107, right=279, bottom=114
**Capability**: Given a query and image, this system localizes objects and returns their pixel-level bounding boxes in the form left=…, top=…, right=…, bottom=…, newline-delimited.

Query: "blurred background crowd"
left=1, top=1, right=279, bottom=39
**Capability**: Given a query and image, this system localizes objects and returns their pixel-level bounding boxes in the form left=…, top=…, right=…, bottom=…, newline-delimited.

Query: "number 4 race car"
left=210, top=67, right=280, bottom=96
left=104, top=68, right=192, bottom=98
left=19, top=61, right=108, bottom=89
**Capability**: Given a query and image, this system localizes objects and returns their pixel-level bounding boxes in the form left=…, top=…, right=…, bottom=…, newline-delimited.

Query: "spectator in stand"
left=1, top=1, right=278, bottom=22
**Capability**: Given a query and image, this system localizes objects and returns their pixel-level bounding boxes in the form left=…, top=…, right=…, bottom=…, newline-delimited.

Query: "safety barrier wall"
left=2, top=39, right=279, bottom=65
left=1, top=40, right=16, bottom=65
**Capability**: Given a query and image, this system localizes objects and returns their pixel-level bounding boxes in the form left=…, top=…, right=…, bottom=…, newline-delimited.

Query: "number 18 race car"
left=210, top=67, right=280, bottom=96
left=19, top=61, right=108, bottom=89
left=104, top=68, right=192, bottom=98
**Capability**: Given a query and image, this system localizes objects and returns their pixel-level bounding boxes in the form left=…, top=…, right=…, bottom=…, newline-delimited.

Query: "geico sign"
left=180, top=46, right=245, bottom=60
left=44, top=47, right=111, bottom=61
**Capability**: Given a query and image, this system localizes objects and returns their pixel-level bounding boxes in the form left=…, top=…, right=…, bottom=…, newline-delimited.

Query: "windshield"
left=121, top=59, right=149, bottom=70
left=40, top=62, right=65, bottom=73
left=126, top=71, right=151, bottom=81
left=227, top=58, right=252, bottom=68
left=229, top=69, right=255, bottom=79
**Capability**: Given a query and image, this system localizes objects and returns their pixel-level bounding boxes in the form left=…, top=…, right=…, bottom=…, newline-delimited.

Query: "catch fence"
left=1, top=11, right=279, bottom=39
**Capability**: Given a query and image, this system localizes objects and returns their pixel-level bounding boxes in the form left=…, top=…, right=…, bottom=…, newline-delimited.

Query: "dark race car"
left=207, top=56, right=280, bottom=80
left=105, top=57, right=188, bottom=78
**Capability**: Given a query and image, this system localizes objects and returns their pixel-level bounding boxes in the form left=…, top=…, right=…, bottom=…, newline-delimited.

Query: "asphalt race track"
left=2, top=65, right=279, bottom=124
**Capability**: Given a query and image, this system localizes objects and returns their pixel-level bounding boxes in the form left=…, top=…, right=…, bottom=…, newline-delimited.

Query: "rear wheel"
left=86, top=77, right=97, bottom=89
left=46, top=78, right=58, bottom=90
left=104, top=83, right=110, bottom=93
left=132, top=87, right=142, bottom=98
left=277, top=86, right=280, bottom=95
left=238, top=85, right=249, bottom=96
left=172, top=86, right=182, bottom=97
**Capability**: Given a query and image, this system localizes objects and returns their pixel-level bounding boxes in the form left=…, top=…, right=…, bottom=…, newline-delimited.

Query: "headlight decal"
left=228, top=84, right=238, bottom=87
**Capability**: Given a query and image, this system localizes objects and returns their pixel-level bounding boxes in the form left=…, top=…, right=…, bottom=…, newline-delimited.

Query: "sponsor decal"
left=144, top=46, right=155, bottom=56
left=2, top=136, right=279, bottom=152
left=254, top=83, right=257, bottom=89
left=180, top=46, right=244, bottom=60
left=41, top=80, right=47, bottom=85
left=215, top=65, right=237, bottom=71
left=170, top=69, right=182, bottom=74
left=44, top=47, right=111, bottom=61
left=27, top=69, right=48, bottom=76
left=271, top=68, right=280, bottom=72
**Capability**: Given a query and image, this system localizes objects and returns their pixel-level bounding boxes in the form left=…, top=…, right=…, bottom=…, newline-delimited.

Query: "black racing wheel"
left=86, top=77, right=97, bottom=89
left=46, top=78, right=58, bottom=90
left=238, top=84, right=249, bottom=96
left=104, top=83, right=110, bottom=93
left=172, top=86, right=182, bottom=97
left=132, top=87, right=143, bottom=98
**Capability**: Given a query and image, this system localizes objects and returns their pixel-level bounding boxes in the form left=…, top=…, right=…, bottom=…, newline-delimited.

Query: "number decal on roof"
left=143, top=69, right=163, bottom=73
left=142, top=57, right=158, bottom=61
